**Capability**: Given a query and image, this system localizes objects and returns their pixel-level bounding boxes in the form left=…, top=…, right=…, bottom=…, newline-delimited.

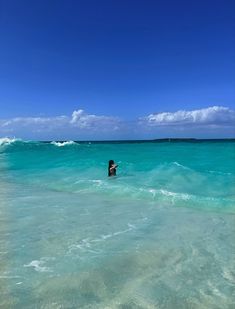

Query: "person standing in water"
left=108, top=160, right=118, bottom=177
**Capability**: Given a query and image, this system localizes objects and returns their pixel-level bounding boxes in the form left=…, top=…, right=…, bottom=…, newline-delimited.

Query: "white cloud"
left=0, top=106, right=234, bottom=140
left=0, top=110, right=120, bottom=131
left=1, top=116, right=68, bottom=127
left=0, top=109, right=122, bottom=139
left=70, top=109, right=120, bottom=130
left=142, top=106, right=235, bottom=127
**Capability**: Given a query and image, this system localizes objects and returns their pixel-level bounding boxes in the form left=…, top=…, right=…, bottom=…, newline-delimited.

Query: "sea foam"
left=24, top=259, right=52, bottom=272
left=0, top=137, right=20, bottom=146
left=51, top=141, right=76, bottom=147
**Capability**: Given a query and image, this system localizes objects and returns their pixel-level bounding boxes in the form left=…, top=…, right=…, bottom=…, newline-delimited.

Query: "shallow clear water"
left=0, top=139, right=235, bottom=308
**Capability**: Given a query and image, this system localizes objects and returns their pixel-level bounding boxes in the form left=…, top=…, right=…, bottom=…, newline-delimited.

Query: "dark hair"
left=108, top=160, right=114, bottom=176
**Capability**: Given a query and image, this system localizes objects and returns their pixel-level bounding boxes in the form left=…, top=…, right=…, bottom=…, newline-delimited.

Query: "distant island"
left=153, top=138, right=235, bottom=142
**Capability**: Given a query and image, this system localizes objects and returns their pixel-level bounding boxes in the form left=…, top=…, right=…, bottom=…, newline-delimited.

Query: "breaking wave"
left=51, top=141, right=76, bottom=147
left=0, top=137, right=21, bottom=146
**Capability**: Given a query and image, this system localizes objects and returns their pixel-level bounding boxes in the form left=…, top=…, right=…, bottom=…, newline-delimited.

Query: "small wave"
left=24, top=259, right=52, bottom=272
left=172, top=163, right=233, bottom=177
left=51, top=141, right=76, bottom=147
left=68, top=224, right=136, bottom=254
left=0, top=137, right=21, bottom=146
left=207, top=170, right=232, bottom=176
left=172, top=161, right=191, bottom=170
left=146, top=188, right=191, bottom=201
left=91, top=179, right=103, bottom=186
left=150, top=188, right=232, bottom=203
left=158, top=189, right=191, bottom=200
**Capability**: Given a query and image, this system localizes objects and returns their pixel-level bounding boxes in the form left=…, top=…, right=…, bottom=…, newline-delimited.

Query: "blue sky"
left=0, top=0, right=234, bottom=139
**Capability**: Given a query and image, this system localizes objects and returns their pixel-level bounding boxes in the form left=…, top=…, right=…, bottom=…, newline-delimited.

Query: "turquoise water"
left=0, top=138, right=235, bottom=308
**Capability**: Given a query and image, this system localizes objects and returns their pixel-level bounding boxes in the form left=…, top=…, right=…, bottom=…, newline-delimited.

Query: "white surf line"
left=68, top=223, right=137, bottom=254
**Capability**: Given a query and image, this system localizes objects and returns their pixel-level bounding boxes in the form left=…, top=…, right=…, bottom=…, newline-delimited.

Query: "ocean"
left=0, top=138, right=235, bottom=308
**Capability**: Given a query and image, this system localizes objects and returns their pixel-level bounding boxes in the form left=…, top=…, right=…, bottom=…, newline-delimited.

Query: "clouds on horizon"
left=0, top=106, right=234, bottom=140
left=70, top=109, right=120, bottom=131
left=0, top=109, right=123, bottom=140
left=141, top=106, right=235, bottom=127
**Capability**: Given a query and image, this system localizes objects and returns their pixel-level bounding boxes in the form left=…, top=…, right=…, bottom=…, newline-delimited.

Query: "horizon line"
left=38, top=138, right=235, bottom=143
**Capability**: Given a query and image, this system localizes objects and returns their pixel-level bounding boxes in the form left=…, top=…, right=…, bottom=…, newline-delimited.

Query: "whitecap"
left=95, top=225, right=136, bottom=239
left=128, top=223, right=136, bottom=229
left=101, top=234, right=113, bottom=240
left=172, top=161, right=191, bottom=170
left=24, top=260, right=52, bottom=272
left=112, top=226, right=134, bottom=236
left=0, top=137, right=20, bottom=146
left=148, top=189, right=157, bottom=197
left=51, top=141, right=76, bottom=147
left=159, top=189, right=191, bottom=200
left=91, top=179, right=103, bottom=186
left=146, top=188, right=190, bottom=200
left=68, top=224, right=136, bottom=254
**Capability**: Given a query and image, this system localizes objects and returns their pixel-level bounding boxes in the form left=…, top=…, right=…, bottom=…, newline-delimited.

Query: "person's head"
left=109, top=160, right=114, bottom=167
